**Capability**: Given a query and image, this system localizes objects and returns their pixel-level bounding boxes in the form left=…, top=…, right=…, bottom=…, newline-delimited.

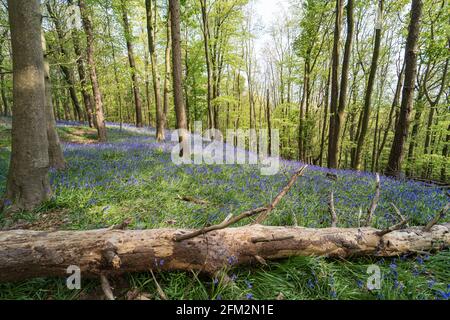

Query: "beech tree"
left=3, top=0, right=51, bottom=211
left=385, top=0, right=423, bottom=178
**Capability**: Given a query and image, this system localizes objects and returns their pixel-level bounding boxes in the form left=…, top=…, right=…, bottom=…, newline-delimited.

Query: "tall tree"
left=4, top=0, right=51, bottom=211
left=169, top=0, right=188, bottom=153
left=68, top=0, right=95, bottom=128
left=42, top=32, right=66, bottom=170
left=328, top=0, right=354, bottom=168
left=145, top=0, right=165, bottom=141
left=120, top=0, right=143, bottom=128
left=327, top=0, right=344, bottom=168
left=78, top=0, right=107, bottom=142
left=46, top=1, right=84, bottom=122
left=385, top=0, right=423, bottom=178
left=353, top=0, right=384, bottom=170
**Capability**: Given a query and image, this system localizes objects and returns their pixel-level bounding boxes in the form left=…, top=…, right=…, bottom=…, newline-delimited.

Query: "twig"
left=376, top=219, right=410, bottom=237
left=173, top=207, right=267, bottom=241
left=328, top=191, right=338, bottom=227
left=390, top=203, right=409, bottom=227
left=176, top=195, right=209, bottom=205
left=254, top=165, right=308, bottom=224
left=150, top=270, right=168, bottom=300
left=424, top=202, right=450, bottom=232
left=100, top=274, right=115, bottom=300
left=365, top=173, right=381, bottom=226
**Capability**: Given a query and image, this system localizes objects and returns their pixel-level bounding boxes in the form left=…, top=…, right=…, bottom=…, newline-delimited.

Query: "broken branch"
left=254, top=165, right=308, bottom=224
left=365, top=173, right=381, bottom=226
left=328, top=191, right=338, bottom=227
left=424, top=202, right=450, bottom=232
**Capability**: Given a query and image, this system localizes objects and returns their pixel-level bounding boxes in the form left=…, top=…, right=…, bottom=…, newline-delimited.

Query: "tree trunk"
left=3, top=0, right=51, bottom=212
left=200, top=0, right=214, bottom=130
left=376, top=63, right=404, bottom=170
left=42, top=33, right=66, bottom=170
left=46, top=2, right=84, bottom=123
left=145, top=0, right=165, bottom=141
left=120, top=0, right=143, bottom=128
left=68, top=0, right=95, bottom=128
left=78, top=0, right=107, bottom=142
left=386, top=0, right=423, bottom=178
left=353, top=0, right=383, bottom=170
left=0, top=223, right=449, bottom=282
left=329, top=0, right=354, bottom=169
left=163, top=13, right=172, bottom=120
left=169, top=0, right=188, bottom=155
left=327, top=0, right=344, bottom=168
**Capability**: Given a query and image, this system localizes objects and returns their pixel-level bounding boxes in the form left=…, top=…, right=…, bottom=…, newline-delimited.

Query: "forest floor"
left=0, top=119, right=449, bottom=300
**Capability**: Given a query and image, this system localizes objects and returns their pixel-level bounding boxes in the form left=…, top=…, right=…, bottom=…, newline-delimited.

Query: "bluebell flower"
left=246, top=293, right=254, bottom=300
left=245, top=280, right=253, bottom=289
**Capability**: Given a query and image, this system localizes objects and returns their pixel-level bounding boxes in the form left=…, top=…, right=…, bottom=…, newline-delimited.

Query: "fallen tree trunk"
left=0, top=224, right=449, bottom=282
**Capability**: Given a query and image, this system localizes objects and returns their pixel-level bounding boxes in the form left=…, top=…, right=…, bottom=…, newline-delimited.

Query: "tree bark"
left=353, top=0, right=383, bottom=170
left=386, top=0, right=423, bottom=178
left=0, top=223, right=449, bottom=282
left=3, top=0, right=51, bottom=212
left=145, top=0, right=165, bottom=141
left=78, top=0, right=107, bottom=142
left=329, top=0, right=354, bottom=169
left=163, top=12, right=172, bottom=120
left=68, top=0, right=95, bottom=128
left=327, top=0, right=344, bottom=168
left=120, top=0, right=143, bottom=128
left=169, top=0, right=188, bottom=154
left=42, top=33, right=66, bottom=170
left=46, top=2, right=84, bottom=122
left=200, top=0, right=214, bottom=130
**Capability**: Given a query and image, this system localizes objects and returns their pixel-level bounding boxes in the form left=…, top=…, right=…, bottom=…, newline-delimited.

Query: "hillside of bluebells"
left=0, top=120, right=448, bottom=300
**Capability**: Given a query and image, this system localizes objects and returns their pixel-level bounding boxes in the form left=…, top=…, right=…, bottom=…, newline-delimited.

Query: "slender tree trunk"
left=329, top=0, right=354, bottom=169
left=163, top=13, right=172, bottom=121
left=42, top=33, right=66, bottom=170
left=46, top=2, right=83, bottom=122
left=386, top=0, right=423, bottom=178
left=169, top=0, right=188, bottom=154
left=78, top=0, right=107, bottom=142
left=0, top=73, right=8, bottom=116
left=266, top=89, right=272, bottom=157
left=200, top=0, right=214, bottom=129
left=319, top=67, right=331, bottom=167
left=68, top=0, right=95, bottom=128
left=120, top=0, right=143, bottom=128
left=146, top=0, right=165, bottom=141
left=441, top=124, right=450, bottom=181
left=327, top=0, right=344, bottom=168
left=376, top=63, right=404, bottom=169
left=353, top=0, right=383, bottom=170
left=3, top=0, right=51, bottom=212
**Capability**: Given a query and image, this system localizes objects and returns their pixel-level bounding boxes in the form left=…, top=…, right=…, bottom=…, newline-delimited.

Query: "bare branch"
left=150, top=270, right=168, bottom=300
left=424, top=202, right=450, bottom=232
left=365, top=173, right=380, bottom=226
left=254, top=165, right=308, bottom=224
left=328, top=191, right=338, bottom=227
left=100, top=274, right=115, bottom=300
left=173, top=207, right=267, bottom=241
left=377, top=219, right=410, bottom=237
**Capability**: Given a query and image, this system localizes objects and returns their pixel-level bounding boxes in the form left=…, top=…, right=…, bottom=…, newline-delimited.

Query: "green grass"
left=0, top=122, right=448, bottom=300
